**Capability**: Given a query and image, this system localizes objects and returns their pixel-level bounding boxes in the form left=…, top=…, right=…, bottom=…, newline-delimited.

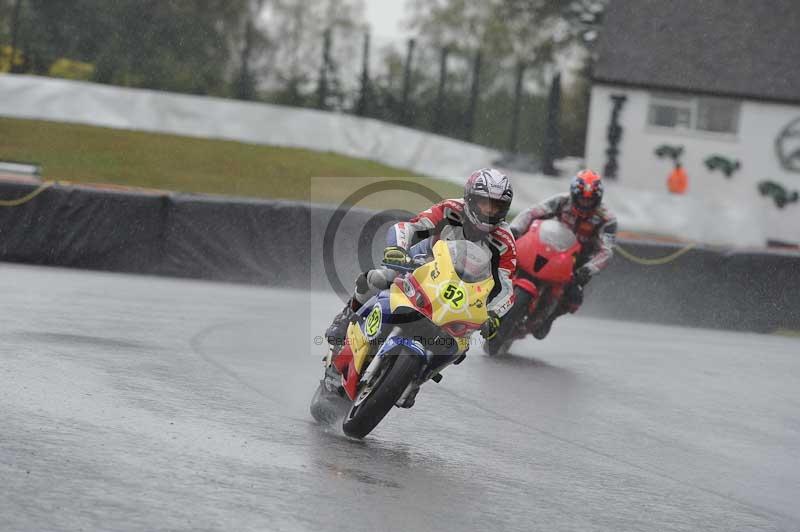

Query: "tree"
left=403, top=0, right=608, bottom=155
left=263, top=0, right=366, bottom=109
left=559, top=58, right=592, bottom=156
left=406, top=0, right=574, bottom=74
left=407, top=0, right=509, bottom=55
left=0, top=0, right=21, bottom=72
left=234, top=0, right=269, bottom=100
left=8, top=0, right=253, bottom=95
left=500, top=0, right=608, bottom=49
left=0, top=0, right=16, bottom=43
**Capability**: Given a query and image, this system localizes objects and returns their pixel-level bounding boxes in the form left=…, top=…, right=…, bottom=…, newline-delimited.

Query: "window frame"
left=648, top=94, right=695, bottom=130
left=646, top=93, right=741, bottom=137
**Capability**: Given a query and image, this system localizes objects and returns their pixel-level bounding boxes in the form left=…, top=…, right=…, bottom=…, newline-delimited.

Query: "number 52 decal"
left=441, top=283, right=466, bottom=309
left=365, top=305, right=382, bottom=337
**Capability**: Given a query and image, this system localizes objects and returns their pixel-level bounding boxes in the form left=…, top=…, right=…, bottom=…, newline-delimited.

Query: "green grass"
left=0, top=117, right=461, bottom=209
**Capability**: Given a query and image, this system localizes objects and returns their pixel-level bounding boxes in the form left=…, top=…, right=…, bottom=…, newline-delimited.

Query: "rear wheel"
left=484, top=288, right=533, bottom=356
left=342, top=349, right=424, bottom=439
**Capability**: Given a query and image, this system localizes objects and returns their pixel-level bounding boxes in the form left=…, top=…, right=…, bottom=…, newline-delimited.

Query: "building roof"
left=593, top=0, right=800, bottom=104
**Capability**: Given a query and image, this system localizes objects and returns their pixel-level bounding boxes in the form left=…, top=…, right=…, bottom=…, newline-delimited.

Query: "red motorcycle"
left=484, top=219, right=581, bottom=356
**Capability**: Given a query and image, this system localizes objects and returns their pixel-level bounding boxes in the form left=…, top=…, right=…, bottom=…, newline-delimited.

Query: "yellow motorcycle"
left=311, top=240, right=494, bottom=439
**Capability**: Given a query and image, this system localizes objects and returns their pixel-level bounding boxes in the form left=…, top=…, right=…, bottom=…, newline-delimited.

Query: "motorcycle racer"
left=326, top=168, right=517, bottom=347
left=509, top=169, right=617, bottom=339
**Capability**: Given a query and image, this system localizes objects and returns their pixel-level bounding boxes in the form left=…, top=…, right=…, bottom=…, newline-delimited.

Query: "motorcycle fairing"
left=337, top=319, right=376, bottom=400
left=516, top=220, right=580, bottom=284
left=337, top=292, right=390, bottom=375
left=388, top=240, right=492, bottom=331
left=337, top=240, right=493, bottom=400
left=512, top=276, right=539, bottom=299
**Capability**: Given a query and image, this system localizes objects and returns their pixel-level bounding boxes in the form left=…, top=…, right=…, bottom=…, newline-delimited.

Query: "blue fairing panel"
left=356, top=294, right=378, bottom=319
left=376, top=335, right=426, bottom=359
left=355, top=290, right=394, bottom=338
left=376, top=290, right=393, bottom=316
left=356, top=290, right=392, bottom=318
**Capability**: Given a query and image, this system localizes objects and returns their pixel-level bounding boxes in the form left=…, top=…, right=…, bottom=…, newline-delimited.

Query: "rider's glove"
left=383, top=246, right=412, bottom=267
left=480, top=311, right=501, bottom=340
left=574, top=266, right=592, bottom=286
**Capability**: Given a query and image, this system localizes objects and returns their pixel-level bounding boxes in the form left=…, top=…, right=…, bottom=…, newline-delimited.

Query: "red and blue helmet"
left=570, top=169, right=604, bottom=214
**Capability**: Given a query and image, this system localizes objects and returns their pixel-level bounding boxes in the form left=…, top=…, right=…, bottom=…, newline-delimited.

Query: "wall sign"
left=758, top=180, right=799, bottom=209
left=704, top=155, right=740, bottom=178
left=776, top=117, right=800, bottom=173
left=603, top=94, right=627, bottom=180
left=654, top=145, right=687, bottom=194
left=654, top=144, right=683, bottom=165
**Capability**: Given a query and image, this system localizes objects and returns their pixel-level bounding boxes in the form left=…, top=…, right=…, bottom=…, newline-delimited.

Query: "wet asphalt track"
left=1, top=263, right=799, bottom=532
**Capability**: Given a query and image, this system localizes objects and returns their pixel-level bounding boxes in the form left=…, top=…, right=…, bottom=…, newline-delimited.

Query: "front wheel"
left=484, top=288, right=533, bottom=356
left=342, top=350, right=424, bottom=439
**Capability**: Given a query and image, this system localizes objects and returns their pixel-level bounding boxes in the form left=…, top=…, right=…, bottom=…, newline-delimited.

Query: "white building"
left=584, top=0, right=800, bottom=246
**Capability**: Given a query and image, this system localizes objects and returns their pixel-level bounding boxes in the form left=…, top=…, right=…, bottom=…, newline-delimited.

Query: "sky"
left=363, top=0, right=413, bottom=41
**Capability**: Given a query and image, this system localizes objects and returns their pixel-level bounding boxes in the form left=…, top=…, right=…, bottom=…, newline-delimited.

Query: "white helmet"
left=463, top=168, right=513, bottom=233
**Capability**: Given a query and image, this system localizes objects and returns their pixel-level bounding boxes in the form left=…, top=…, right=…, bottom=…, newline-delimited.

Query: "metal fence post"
left=356, top=31, right=370, bottom=116
left=317, top=27, right=332, bottom=110
left=508, top=61, right=525, bottom=153
left=400, top=38, right=416, bottom=126
left=465, top=49, right=482, bottom=142
left=542, top=72, right=562, bottom=175
left=9, top=0, right=23, bottom=73
left=432, top=46, right=449, bottom=134
left=235, top=18, right=256, bottom=100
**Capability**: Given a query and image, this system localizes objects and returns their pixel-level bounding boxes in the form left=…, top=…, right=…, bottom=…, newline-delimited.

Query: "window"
left=696, top=98, right=740, bottom=133
left=647, top=94, right=740, bottom=135
left=648, top=96, right=693, bottom=129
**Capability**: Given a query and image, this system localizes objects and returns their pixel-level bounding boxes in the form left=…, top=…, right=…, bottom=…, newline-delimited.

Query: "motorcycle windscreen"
left=537, top=219, right=578, bottom=252
left=445, top=240, right=492, bottom=283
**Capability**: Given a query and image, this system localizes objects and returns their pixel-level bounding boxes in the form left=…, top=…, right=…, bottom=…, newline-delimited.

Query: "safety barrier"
left=581, top=241, right=800, bottom=332
left=1, top=180, right=798, bottom=333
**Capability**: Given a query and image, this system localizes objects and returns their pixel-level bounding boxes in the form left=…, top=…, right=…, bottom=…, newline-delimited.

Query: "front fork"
left=341, top=328, right=429, bottom=402
left=512, top=277, right=561, bottom=332
left=366, top=329, right=440, bottom=408
left=527, top=285, right=564, bottom=332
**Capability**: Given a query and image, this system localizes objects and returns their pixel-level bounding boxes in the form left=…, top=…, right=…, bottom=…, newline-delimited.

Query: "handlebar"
left=381, top=261, right=416, bottom=273
left=381, top=254, right=429, bottom=273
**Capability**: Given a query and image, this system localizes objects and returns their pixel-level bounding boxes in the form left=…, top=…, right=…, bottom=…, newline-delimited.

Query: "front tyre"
left=484, top=288, right=533, bottom=356
left=342, top=350, right=423, bottom=439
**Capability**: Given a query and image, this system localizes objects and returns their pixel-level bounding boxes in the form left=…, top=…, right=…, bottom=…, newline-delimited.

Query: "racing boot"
left=533, top=300, right=575, bottom=340
left=533, top=282, right=583, bottom=339
left=325, top=298, right=359, bottom=347
left=532, top=314, right=555, bottom=340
